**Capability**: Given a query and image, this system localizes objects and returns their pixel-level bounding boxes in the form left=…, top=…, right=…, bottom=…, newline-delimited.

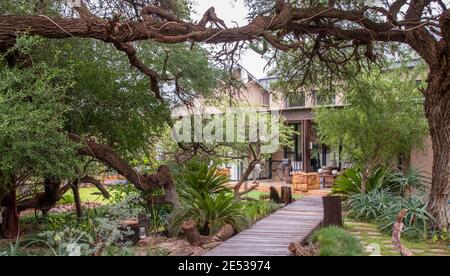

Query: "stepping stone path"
left=345, top=221, right=450, bottom=256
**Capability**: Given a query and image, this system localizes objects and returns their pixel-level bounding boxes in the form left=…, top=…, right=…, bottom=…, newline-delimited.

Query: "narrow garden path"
left=204, top=196, right=324, bottom=256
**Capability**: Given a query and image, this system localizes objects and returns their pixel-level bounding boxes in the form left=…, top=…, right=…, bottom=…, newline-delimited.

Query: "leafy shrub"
left=242, top=200, right=282, bottom=223
left=375, top=196, right=434, bottom=240
left=146, top=204, right=171, bottom=233
left=168, top=191, right=249, bottom=236
left=332, top=167, right=388, bottom=196
left=345, top=187, right=434, bottom=241
left=312, top=226, right=363, bottom=256
left=168, top=161, right=247, bottom=236
left=344, top=189, right=397, bottom=221
left=20, top=195, right=144, bottom=256
left=109, top=182, right=141, bottom=203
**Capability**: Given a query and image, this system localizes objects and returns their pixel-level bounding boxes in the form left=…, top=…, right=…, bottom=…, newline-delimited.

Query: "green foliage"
left=315, top=68, right=428, bottom=174
left=0, top=38, right=79, bottom=194
left=312, top=226, right=363, bottom=256
left=168, top=191, right=249, bottom=236
left=176, top=161, right=231, bottom=196
left=375, top=197, right=433, bottom=240
left=345, top=189, right=397, bottom=221
left=241, top=200, right=282, bottom=223
left=169, top=161, right=249, bottom=235
left=334, top=166, right=430, bottom=198
left=332, top=167, right=388, bottom=196
left=345, top=188, right=434, bottom=240
left=20, top=194, right=145, bottom=255
left=387, top=167, right=428, bottom=197
left=58, top=194, right=75, bottom=205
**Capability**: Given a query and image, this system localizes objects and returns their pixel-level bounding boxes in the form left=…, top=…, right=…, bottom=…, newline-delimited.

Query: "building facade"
left=230, top=66, right=436, bottom=183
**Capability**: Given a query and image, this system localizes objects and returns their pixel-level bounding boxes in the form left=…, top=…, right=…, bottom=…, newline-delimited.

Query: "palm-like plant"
left=168, top=191, right=249, bottom=236
left=332, top=168, right=387, bottom=196
left=177, top=162, right=231, bottom=196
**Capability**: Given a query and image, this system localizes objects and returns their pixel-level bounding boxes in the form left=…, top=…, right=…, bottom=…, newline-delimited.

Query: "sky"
left=192, top=0, right=270, bottom=79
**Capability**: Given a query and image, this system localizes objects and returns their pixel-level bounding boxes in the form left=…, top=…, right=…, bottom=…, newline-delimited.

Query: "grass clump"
left=312, top=226, right=363, bottom=256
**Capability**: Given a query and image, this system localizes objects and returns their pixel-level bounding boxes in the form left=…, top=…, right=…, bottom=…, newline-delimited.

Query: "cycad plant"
left=168, top=191, right=249, bottom=236
left=169, top=162, right=248, bottom=236
left=332, top=167, right=388, bottom=196
left=177, top=162, right=231, bottom=196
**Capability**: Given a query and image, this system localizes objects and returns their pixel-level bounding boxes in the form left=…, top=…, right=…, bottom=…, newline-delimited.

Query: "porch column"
left=302, top=120, right=312, bottom=172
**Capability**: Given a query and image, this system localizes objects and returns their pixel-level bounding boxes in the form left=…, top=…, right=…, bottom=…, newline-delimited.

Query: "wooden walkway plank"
left=203, top=196, right=323, bottom=256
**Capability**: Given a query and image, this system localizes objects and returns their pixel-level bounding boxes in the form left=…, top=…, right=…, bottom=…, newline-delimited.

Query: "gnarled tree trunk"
left=68, top=134, right=180, bottom=208
left=1, top=189, right=19, bottom=239
left=424, top=71, right=450, bottom=231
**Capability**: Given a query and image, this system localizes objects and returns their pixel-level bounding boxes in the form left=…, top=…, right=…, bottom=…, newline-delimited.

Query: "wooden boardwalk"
left=203, top=196, right=324, bottom=256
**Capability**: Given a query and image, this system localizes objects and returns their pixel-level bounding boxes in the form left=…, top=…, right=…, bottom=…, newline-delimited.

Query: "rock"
left=410, top=249, right=426, bottom=254
left=365, top=244, right=382, bottom=256
left=367, top=231, right=382, bottom=236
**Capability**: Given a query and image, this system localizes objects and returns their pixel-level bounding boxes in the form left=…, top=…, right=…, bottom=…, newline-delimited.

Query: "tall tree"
left=0, top=0, right=222, bottom=237
left=0, top=0, right=448, bottom=229
left=315, top=68, right=429, bottom=192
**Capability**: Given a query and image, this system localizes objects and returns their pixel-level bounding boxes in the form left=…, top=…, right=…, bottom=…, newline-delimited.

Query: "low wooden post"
left=182, top=220, right=203, bottom=246
left=269, top=186, right=281, bottom=204
left=322, top=196, right=343, bottom=227
left=281, top=187, right=293, bottom=204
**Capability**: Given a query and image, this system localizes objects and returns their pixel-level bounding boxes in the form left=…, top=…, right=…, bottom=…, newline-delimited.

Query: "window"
left=314, top=90, right=336, bottom=106
left=286, top=92, right=306, bottom=108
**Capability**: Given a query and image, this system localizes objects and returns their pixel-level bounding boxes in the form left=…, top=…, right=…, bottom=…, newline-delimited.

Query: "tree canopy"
left=315, top=67, right=429, bottom=189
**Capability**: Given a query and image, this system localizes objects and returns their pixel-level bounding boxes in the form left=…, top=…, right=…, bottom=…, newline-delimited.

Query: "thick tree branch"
left=113, top=41, right=163, bottom=100
left=68, top=133, right=180, bottom=207
left=80, top=176, right=111, bottom=199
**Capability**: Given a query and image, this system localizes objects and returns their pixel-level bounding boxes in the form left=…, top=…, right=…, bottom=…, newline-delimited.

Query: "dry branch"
left=288, top=242, right=319, bottom=256
left=181, top=220, right=235, bottom=247
left=391, top=209, right=414, bottom=256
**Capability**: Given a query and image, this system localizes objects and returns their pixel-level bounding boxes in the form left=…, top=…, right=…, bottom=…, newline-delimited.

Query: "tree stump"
left=182, top=220, right=236, bottom=247
left=281, top=186, right=293, bottom=204
left=322, top=196, right=343, bottom=227
left=182, top=220, right=203, bottom=246
left=211, top=224, right=235, bottom=242
left=269, top=186, right=282, bottom=204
